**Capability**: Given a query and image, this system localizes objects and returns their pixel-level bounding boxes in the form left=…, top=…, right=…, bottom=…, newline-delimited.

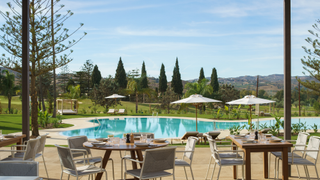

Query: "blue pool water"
left=60, top=117, right=320, bottom=139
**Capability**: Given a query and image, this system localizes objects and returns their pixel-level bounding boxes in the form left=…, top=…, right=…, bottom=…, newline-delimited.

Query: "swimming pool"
left=60, top=117, right=320, bottom=139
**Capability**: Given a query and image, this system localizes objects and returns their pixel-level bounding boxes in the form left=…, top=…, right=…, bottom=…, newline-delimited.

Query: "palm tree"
left=68, top=85, right=81, bottom=99
left=184, top=79, right=213, bottom=97
left=184, top=79, right=213, bottom=114
left=126, top=78, right=152, bottom=113
left=1, top=70, right=20, bottom=113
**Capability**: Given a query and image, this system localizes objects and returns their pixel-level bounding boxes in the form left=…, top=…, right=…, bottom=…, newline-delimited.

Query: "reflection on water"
left=60, top=117, right=319, bottom=139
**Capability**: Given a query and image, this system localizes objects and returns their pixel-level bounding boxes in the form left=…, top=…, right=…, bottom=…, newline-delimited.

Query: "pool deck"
left=10, top=116, right=318, bottom=145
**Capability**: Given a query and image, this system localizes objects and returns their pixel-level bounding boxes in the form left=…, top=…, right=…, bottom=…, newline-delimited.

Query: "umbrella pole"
left=195, top=104, right=198, bottom=131
left=249, top=105, right=252, bottom=130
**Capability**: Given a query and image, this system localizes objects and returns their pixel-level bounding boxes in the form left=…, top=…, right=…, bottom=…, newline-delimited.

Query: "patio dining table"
left=0, top=134, right=26, bottom=150
left=228, top=135, right=293, bottom=180
left=83, top=140, right=169, bottom=180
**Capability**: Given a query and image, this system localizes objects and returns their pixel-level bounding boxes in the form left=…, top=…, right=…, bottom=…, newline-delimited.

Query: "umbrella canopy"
left=105, top=94, right=126, bottom=99
left=171, top=94, right=221, bottom=131
left=171, top=94, right=221, bottom=104
left=226, top=95, right=275, bottom=130
left=226, top=95, right=275, bottom=105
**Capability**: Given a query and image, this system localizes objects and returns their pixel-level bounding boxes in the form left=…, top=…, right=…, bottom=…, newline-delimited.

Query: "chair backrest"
left=181, top=131, right=199, bottom=140
left=0, top=161, right=39, bottom=176
left=208, top=138, right=221, bottom=163
left=305, top=136, right=320, bottom=160
left=56, top=145, right=76, bottom=171
left=67, top=136, right=91, bottom=157
left=206, top=131, right=221, bottom=139
left=109, top=109, right=115, bottom=112
left=183, top=137, right=198, bottom=161
left=37, top=133, right=48, bottom=154
left=141, top=147, right=176, bottom=175
left=295, top=132, right=310, bottom=151
left=119, top=109, right=125, bottom=113
left=23, top=137, right=41, bottom=161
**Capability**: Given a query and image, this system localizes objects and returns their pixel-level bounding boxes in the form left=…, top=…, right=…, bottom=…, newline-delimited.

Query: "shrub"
left=307, top=112, right=312, bottom=116
left=315, top=113, right=319, bottom=116
left=293, top=112, right=298, bottom=116
left=38, top=108, right=50, bottom=128
left=311, top=123, right=318, bottom=133
left=51, top=118, right=59, bottom=128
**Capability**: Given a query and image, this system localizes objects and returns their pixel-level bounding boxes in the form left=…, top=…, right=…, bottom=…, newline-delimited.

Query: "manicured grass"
left=0, top=114, right=73, bottom=134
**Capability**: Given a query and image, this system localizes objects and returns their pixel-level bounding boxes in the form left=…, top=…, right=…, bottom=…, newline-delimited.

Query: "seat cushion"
left=126, top=169, right=173, bottom=179
left=218, top=153, right=242, bottom=159
left=9, top=153, right=42, bottom=159
left=175, top=159, right=190, bottom=166
left=271, top=152, right=302, bottom=158
left=74, top=158, right=112, bottom=164
left=219, top=159, right=245, bottom=166
left=64, top=165, right=103, bottom=176
left=288, top=158, right=315, bottom=166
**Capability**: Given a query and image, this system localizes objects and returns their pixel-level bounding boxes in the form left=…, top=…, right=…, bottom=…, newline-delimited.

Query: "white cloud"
left=118, top=42, right=210, bottom=51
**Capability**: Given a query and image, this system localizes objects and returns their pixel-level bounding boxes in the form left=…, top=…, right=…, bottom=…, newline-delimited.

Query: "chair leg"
left=205, top=156, right=213, bottom=180
left=60, top=172, right=63, bottom=180
left=277, top=158, right=280, bottom=180
left=303, top=166, right=308, bottom=180
left=189, top=166, right=195, bottom=180
left=268, top=153, right=271, bottom=178
left=42, top=155, right=49, bottom=178
left=242, top=165, right=244, bottom=180
left=216, top=166, right=221, bottom=180
left=296, top=165, right=300, bottom=179
left=210, top=162, right=216, bottom=180
left=110, top=159, right=115, bottom=180
left=274, top=157, right=279, bottom=179
left=68, top=174, right=70, bottom=180
left=104, top=169, right=108, bottom=180
left=306, top=166, right=310, bottom=180
left=183, top=166, right=188, bottom=180
left=315, top=165, right=319, bottom=180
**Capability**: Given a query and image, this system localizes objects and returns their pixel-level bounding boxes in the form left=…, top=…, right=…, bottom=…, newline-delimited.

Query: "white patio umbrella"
left=105, top=94, right=126, bottom=99
left=105, top=94, right=126, bottom=107
left=226, top=95, right=275, bottom=129
left=171, top=94, right=221, bottom=131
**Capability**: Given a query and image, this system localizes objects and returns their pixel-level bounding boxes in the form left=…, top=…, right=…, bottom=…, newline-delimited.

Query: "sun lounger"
left=181, top=131, right=199, bottom=140
left=117, top=109, right=126, bottom=114
left=260, top=128, right=271, bottom=133
left=199, top=131, right=221, bottom=144
left=107, top=109, right=116, bottom=114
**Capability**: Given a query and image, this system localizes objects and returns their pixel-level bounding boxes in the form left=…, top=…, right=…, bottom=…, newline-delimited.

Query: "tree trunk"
left=135, top=92, right=138, bottom=113
left=8, top=96, right=11, bottom=114
left=31, top=75, right=39, bottom=137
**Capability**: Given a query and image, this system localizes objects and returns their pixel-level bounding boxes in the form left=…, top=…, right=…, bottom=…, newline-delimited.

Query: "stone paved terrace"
left=1, top=146, right=319, bottom=179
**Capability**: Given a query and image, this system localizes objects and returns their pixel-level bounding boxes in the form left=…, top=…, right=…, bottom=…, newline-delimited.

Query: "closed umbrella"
left=226, top=95, right=275, bottom=130
left=171, top=94, right=221, bottom=131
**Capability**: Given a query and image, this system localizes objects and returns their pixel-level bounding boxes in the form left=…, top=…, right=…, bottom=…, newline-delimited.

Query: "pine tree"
left=0, top=0, right=86, bottom=136
left=210, top=68, right=219, bottom=92
left=91, top=65, right=102, bottom=87
left=171, top=57, right=183, bottom=96
left=115, top=57, right=127, bottom=88
left=198, top=67, right=205, bottom=83
left=159, top=63, right=167, bottom=93
left=140, top=61, right=148, bottom=88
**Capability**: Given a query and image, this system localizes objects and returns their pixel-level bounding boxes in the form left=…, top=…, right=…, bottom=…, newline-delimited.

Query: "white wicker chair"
left=0, top=137, right=40, bottom=162
left=205, top=137, right=242, bottom=180
left=270, top=132, right=309, bottom=179
left=9, top=133, right=49, bottom=178
left=56, top=145, right=107, bottom=180
left=67, top=136, right=115, bottom=180
left=207, top=138, right=245, bottom=180
left=174, top=136, right=198, bottom=180
left=124, top=147, right=176, bottom=180
left=276, top=136, right=320, bottom=180
left=0, top=161, right=39, bottom=176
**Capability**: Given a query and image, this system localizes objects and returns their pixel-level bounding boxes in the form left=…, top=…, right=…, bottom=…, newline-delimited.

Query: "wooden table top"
left=227, top=135, right=293, bottom=149
left=0, top=134, right=26, bottom=147
left=83, top=140, right=169, bottom=151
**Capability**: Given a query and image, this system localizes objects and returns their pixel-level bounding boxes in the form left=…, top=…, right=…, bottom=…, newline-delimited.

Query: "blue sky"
left=1, top=0, right=320, bottom=80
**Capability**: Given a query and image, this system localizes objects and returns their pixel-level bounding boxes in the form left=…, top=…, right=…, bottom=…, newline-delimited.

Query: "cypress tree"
left=159, top=63, right=167, bottom=93
left=198, top=67, right=205, bottom=83
left=210, top=68, right=219, bottom=92
left=171, top=57, right=183, bottom=96
left=115, top=57, right=127, bottom=88
left=91, top=65, right=102, bottom=87
left=140, top=61, right=148, bottom=88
